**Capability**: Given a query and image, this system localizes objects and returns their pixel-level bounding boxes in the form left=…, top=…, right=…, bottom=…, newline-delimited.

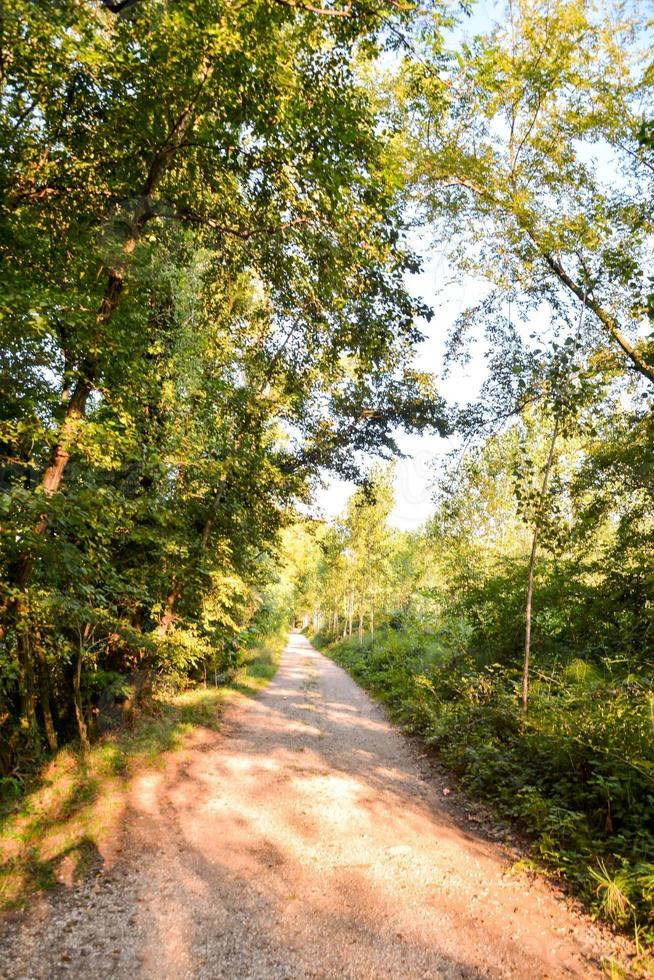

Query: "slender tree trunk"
left=358, top=604, right=363, bottom=647
left=522, top=289, right=587, bottom=710
left=73, top=638, right=90, bottom=752
left=4, top=590, right=38, bottom=741
left=35, top=632, right=58, bottom=752
left=522, top=529, right=539, bottom=712
left=370, top=605, right=374, bottom=641
left=41, top=378, right=95, bottom=495
left=17, top=622, right=38, bottom=739
left=157, top=580, right=180, bottom=637
left=522, top=418, right=559, bottom=711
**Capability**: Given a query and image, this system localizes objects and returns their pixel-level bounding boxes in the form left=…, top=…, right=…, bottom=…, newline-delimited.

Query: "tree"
left=403, top=0, right=654, bottom=385
left=395, top=0, right=654, bottom=702
left=0, top=1, right=447, bottom=761
left=334, top=467, right=396, bottom=644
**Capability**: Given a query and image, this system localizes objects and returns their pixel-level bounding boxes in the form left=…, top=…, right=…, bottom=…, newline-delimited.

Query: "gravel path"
left=0, top=633, right=620, bottom=979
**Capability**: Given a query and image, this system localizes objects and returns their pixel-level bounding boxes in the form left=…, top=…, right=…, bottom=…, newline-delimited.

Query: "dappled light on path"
left=0, top=634, right=612, bottom=978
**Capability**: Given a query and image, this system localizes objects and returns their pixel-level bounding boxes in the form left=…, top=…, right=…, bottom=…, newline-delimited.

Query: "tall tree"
left=402, top=0, right=654, bottom=385
left=0, top=0, right=448, bottom=759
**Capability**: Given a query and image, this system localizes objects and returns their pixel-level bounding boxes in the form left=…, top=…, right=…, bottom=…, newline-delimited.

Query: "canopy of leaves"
left=0, top=0, right=447, bottom=766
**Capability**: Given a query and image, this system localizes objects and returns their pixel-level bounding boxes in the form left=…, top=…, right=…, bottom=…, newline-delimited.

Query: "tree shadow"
left=0, top=636, right=608, bottom=978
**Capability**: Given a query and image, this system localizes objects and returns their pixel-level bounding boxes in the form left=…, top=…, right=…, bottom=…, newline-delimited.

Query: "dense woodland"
left=1, top=0, right=448, bottom=763
left=1, top=0, right=653, bottom=938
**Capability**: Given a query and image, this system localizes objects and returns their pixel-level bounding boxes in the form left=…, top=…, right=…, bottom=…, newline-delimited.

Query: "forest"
left=1, top=0, right=653, bottom=945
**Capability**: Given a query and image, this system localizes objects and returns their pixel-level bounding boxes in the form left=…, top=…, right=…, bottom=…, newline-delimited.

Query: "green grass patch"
left=0, top=633, right=285, bottom=911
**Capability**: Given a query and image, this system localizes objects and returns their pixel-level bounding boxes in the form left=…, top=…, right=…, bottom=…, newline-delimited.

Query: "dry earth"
left=0, top=633, right=627, bottom=979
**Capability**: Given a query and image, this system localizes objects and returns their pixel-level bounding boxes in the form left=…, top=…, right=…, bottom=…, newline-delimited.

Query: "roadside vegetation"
left=298, top=451, right=654, bottom=943
left=318, top=626, right=654, bottom=945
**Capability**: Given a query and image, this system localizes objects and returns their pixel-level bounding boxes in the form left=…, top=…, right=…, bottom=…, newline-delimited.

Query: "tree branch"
left=165, top=208, right=311, bottom=239
left=436, top=172, right=654, bottom=386
left=542, top=251, right=654, bottom=386
left=100, top=0, right=144, bottom=13
left=267, top=0, right=353, bottom=16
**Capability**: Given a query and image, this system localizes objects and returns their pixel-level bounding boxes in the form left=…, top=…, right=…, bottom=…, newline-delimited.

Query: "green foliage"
left=403, top=0, right=654, bottom=387
left=0, top=2, right=445, bottom=770
left=324, top=626, right=654, bottom=937
left=306, top=394, right=654, bottom=937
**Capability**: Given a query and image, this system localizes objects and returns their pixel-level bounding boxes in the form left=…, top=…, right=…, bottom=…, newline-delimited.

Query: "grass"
left=0, top=633, right=285, bottom=910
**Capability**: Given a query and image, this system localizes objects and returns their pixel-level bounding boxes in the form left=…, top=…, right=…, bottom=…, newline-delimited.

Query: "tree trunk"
left=41, top=377, right=95, bottom=496
left=522, top=289, right=587, bottom=710
left=17, top=623, right=38, bottom=739
left=522, top=418, right=559, bottom=711
left=73, top=641, right=90, bottom=752
left=35, top=633, right=58, bottom=752
left=358, top=606, right=363, bottom=647
left=522, top=528, right=539, bottom=712
left=157, top=581, right=180, bottom=637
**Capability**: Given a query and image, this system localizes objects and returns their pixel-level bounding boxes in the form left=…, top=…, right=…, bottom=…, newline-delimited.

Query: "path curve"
left=0, top=634, right=616, bottom=979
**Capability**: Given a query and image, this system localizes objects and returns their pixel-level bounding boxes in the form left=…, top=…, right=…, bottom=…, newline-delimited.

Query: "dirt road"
left=0, top=633, right=617, bottom=978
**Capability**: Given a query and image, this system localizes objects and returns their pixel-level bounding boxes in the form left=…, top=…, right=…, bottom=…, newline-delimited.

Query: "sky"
left=313, top=249, right=492, bottom=531
left=311, top=0, right=634, bottom=532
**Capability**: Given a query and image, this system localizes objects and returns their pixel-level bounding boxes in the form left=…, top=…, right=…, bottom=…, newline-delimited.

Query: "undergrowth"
left=0, top=632, right=285, bottom=910
left=316, top=628, right=654, bottom=950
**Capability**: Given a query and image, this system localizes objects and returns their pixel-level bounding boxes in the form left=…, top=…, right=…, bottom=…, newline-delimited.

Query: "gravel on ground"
left=0, top=633, right=628, bottom=979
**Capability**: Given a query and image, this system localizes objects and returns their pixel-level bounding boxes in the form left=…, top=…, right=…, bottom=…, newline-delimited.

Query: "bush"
left=324, top=627, right=654, bottom=939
